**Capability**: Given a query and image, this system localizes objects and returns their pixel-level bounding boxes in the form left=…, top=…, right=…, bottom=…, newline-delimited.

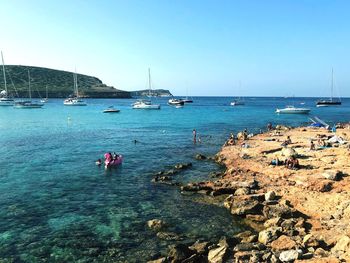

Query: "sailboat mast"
left=148, top=68, right=151, bottom=97
left=1, top=51, right=7, bottom=94
left=331, top=68, right=334, bottom=101
left=28, top=70, right=31, bottom=100
left=75, top=72, right=79, bottom=97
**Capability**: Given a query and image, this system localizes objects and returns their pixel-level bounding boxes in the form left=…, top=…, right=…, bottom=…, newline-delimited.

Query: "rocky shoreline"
left=148, top=125, right=350, bottom=262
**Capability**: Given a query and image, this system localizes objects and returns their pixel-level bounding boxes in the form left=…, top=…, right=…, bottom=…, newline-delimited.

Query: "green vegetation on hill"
left=1, top=65, right=131, bottom=98
left=130, top=89, right=172, bottom=97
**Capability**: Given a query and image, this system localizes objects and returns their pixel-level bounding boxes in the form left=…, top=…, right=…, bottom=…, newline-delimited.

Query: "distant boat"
left=0, top=51, right=15, bottom=106
left=41, top=85, right=49, bottom=103
left=168, top=98, right=185, bottom=106
left=103, top=106, right=120, bottom=113
left=132, top=68, right=160, bottom=110
left=230, top=81, right=245, bottom=106
left=14, top=70, right=43, bottom=109
left=180, top=89, right=193, bottom=103
left=316, top=68, right=341, bottom=107
left=276, top=105, right=310, bottom=114
left=64, top=71, right=87, bottom=106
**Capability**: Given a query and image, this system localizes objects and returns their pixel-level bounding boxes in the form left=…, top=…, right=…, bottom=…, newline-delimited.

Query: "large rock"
left=281, top=147, right=297, bottom=158
left=322, top=171, right=342, bottom=181
left=147, top=219, right=166, bottom=231
left=307, top=180, right=333, bottom=192
left=303, top=234, right=320, bottom=248
left=228, top=194, right=265, bottom=215
left=279, top=249, right=301, bottom=262
left=189, top=241, right=210, bottom=254
left=167, top=244, right=194, bottom=263
left=271, top=235, right=296, bottom=250
left=208, top=245, right=228, bottom=263
left=263, top=202, right=296, bottom=219
left=264, top=217, right=283, bottom=228
left=265, top=190, right=277, bottom=201
left=258, top=227, right=282, bottom=245
left=331, top=235, right=350, bottom=259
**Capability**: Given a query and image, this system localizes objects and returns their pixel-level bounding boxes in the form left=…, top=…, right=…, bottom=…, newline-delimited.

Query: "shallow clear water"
left=0, top=97, right=349, bottom=262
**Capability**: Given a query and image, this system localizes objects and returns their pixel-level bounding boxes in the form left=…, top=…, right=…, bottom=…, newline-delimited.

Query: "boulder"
left=174, top=163, right=192, bottom=170
left=235, top=188, right=250, bottom=196
left=314, top=247, right=328, bottom=257
left=263, top=202, right=296, bottom=219
left=147, top=258, right=166, bottom=263
left=156, top=231, right=181, bottom=241
left=235, top=231, right=258, bottom=243
left=331, top=235, right=350, bottom=259
left=307, top=180, right=333, bottom=192
left=271, top=235, right=296, bottom=250
left=264, top=217, right=283, bottom=228
left=279, top=249, right=301, bottom=262
left=189, top=241, right=210, bottom=254
left=147, top=219, right=166, bottom=231
left=303, top=234, right=320, bottom=248
left=195, top=154, right=207, bottom=160
left=281, top=147, right=297, bottom=158
left=258, top=227, right=282, bottom=245
left=233, top=242, right=265, bottom=251
left=322, top=171, right=342, bottom=181
left=208, top=245, right=228, bottom=263
left=265, top=191, right=277, bottom=201
left=230, top=199, right=262, bottom=216
left=167, top=244, right=194, bottom=263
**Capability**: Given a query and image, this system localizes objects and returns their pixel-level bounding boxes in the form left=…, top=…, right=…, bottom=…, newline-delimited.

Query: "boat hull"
left=316, top=101, right=341, bottom=106
left=276, top=108, right=310, bottom=114
left=14, top=101, right=43, bottom=108
left=132, top=104, right=160, bottom=109
left=0, top=99, right=15, bottom=106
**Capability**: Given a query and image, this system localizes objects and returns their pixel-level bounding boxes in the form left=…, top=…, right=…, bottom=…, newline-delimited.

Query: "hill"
left=130, top=89, right=172, bottom=97
left=1, top=65, right=131, bottom=98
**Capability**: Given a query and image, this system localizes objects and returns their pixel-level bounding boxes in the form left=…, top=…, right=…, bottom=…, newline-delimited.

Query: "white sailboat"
left=14, top=70, right=44, bottom=108
left=132, top=68, right=160, bottom=109
left=0, top=51, right=15, bottom=106
left=64, top=71, right=87, bottom=106
left=41, top=85, right=49, bottom=103
left=316, top=68, right=341, bottom=107
left=230, top=81, right=245, bottom=106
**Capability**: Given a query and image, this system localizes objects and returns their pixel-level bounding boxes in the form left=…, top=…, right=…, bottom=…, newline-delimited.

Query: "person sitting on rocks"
left=281, top=136, right=292, bottom=146
left=310, top=140, right=316, bottom=151
left=285, top=156, right=299, bottom=170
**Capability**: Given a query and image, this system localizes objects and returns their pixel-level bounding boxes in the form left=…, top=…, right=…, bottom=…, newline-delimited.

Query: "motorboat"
left=64, top=70, right=87, bottom=106
left=168, top=98, right=184, bottom=106
left=103, top=106, right=120, bottom=113
left=132, top=99, right=160, bottom=109
left=276, top=106, right=310, bottom=114
left=64, top=97, right=87, bottom=106
left=230, top=99, right=245, bottom=106
left=14, top=100, right=44, bottom=108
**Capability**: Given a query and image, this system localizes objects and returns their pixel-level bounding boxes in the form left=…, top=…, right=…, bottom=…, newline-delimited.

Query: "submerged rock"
left=174, top=163, right=192, bottom=170
left=147, top=219, right=166, bottom=231
left=156, top=231, right=181, bottom=241
left=195, top=154, right=207, bottom=160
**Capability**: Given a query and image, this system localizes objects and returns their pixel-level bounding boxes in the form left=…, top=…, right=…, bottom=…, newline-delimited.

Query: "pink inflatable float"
left=104, top=153, right=123, bottom=169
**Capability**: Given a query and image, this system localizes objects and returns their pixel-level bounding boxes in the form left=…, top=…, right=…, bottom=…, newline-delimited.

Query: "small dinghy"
left=103, top=106, right=120, bottom=113
left=104, top=153, right=123, bottom=169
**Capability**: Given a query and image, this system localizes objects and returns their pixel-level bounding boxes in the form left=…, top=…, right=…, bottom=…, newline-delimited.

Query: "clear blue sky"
left=1, top=0, right=350, bottom=96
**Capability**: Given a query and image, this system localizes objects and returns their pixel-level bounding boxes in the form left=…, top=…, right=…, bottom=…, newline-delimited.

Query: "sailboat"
left=64, top=71, right=87, bottom=106
left=14, top=70, right=43, bottom=108
left=0, top=51, right=15, bottom=106
left=41, top=85, right=49, bottom=103
left=180, top=89, right=193, bottom=103
left=316, top=68, right=341, bottom=107
left=230, top=81, right=245, bottom=106
left=132, top=68, right=160, bottom=109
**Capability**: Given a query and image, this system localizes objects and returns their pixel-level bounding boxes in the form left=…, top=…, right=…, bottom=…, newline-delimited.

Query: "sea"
left=0, top=96, right=349, bottom=262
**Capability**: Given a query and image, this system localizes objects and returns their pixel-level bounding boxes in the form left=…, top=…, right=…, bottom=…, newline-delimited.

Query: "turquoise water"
left=0, top=97, right=349, bottom=262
